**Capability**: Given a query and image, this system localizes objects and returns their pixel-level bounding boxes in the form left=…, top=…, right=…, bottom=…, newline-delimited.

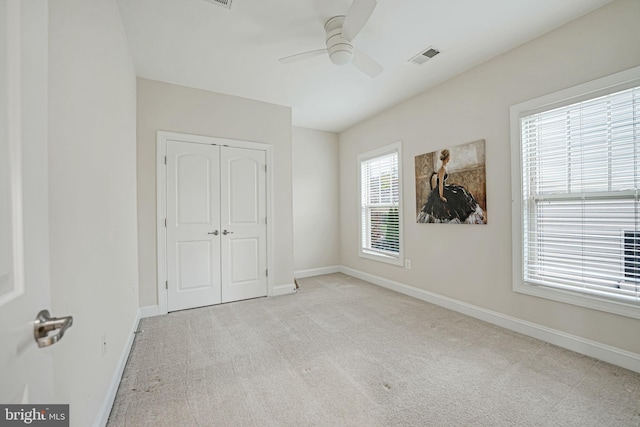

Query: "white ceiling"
left=116, top=0, right=613, bottom=132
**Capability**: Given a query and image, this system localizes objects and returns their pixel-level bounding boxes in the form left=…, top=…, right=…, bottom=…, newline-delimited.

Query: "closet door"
left=220, top=147, right=268, bottom=303
left=165, top=141, right=268, bottom=311
left=166, top=141, right=221, bottom=311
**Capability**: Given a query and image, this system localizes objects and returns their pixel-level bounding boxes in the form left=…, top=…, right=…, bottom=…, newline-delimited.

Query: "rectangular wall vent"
left=203, top=0, right=233, bottom=9
left=409, top=46, right=440, bottom=65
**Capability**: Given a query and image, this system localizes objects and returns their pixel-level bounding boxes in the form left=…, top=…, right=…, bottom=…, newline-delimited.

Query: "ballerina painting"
left=415, top=140, right=487, bottom=224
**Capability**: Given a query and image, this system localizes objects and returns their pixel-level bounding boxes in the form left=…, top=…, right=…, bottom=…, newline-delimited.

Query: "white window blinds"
left=360, top=150, right=400, bottom=258
left=520, top=85, right=639, bottom=302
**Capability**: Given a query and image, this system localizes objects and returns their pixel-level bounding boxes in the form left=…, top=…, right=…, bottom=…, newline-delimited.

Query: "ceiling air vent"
left=203, top=0, right=232, bottom=9
left=409, top=46, right=440, bottom=65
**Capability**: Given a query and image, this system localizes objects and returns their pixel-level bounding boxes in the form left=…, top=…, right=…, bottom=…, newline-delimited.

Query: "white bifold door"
left=166, top=140, right=267, bottom=312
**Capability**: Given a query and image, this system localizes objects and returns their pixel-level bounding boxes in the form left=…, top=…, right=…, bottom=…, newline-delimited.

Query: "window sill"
left=359, top=250, right=403, bottom=267
left=514, top=281, right=640, bottom=320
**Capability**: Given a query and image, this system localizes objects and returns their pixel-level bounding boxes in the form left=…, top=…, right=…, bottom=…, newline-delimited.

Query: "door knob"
left=34, top=310, right=73, bottom=348
left=208, top=230, right=219, bottom=235
left=223, top=230, right=234, bottom=235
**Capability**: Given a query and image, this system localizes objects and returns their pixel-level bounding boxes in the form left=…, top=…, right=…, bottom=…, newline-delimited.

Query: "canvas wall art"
left=415, top=139, right=487, bottom=224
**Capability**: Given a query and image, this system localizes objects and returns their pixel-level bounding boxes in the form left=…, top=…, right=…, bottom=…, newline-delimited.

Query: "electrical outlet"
left=405, top=259, right=411, bottom=269
left=101, top=334, right=107, bottom=356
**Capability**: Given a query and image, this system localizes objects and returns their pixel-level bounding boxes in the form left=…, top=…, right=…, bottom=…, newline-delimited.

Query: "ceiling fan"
left=279, top=0, right=383, bottom=78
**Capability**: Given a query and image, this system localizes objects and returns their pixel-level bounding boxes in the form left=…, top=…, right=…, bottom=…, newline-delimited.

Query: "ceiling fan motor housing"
left=325, top=16, right=353, bottom=65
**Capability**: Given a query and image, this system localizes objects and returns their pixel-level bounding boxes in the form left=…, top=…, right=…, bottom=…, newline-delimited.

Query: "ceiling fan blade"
left=342, top=0, right=377, bottom=41
left=352, top=49, right=383, bottom=78
left=279, top=49, right=327, bottom=64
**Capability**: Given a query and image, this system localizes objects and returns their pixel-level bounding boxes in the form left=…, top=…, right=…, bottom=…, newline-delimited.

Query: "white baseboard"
left=271, top=283, right=297, bottom=296
left=294, top=265, right=341, bottom=279
left=340, top=266, right=640, bottom=374
left=139, top=305, right=160, bottom=318
left=95, top=309, right=141, bottom=427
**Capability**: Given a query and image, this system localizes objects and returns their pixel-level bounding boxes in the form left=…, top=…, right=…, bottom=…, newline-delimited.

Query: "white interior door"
left=166, top=140, right=222, bottom=312
left=220, top=147, right=267, bottom=303
left=165, top=139, right=268, bottom=311
left=0, top=0, right=54, bottom=404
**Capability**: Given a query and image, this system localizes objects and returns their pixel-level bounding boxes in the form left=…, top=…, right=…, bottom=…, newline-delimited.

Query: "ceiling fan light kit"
left=325, top=16, right=353, bottom=65
left=278, top=0, right=382, bottom=78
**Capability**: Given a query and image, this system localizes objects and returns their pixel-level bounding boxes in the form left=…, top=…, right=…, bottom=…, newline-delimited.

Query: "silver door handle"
left=34, top=310, right=73, bottom=348
left=208, top=230, right=219, bottom=235
left=223, top=230, right=233, bottom=235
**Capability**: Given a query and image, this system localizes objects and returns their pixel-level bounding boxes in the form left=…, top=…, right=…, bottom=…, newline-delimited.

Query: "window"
left=358, top=142, right=403, bottom=265
left=511, top=67, right=640, bottom=318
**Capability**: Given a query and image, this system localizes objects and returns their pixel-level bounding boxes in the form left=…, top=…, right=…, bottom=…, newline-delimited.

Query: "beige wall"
left=48, top=0, right=139, bottom=425
left=137, top=78, right=294, bottom=307
left=292, top=127, right=340, bottom=271
left=339, top=0, right=640, bottom=354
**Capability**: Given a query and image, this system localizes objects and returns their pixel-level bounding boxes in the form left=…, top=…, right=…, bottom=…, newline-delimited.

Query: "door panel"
left=177, top=241, right=212, bottom=290
left=0, top=0, right=54, bottom=404
left=177, top=154, right=211, bottom=225
left=229, top=238, right=259, bottom=283
left=221, top=147, right=267, bottom=303
left=228, top=158, right=259, bottom=224
left=166, top=141, right=221, bottom=311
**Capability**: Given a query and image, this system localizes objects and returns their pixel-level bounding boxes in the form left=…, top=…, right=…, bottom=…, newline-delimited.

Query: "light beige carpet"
left=107, top=273, right=640, bottom=426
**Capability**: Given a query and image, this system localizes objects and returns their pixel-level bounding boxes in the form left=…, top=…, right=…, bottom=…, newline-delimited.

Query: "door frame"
left=156, top=131, right=274, bottom=315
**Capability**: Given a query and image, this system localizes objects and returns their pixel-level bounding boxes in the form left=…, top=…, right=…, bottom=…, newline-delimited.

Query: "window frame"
left=358, top=142, right=404, bottom=266
left=510, top=66, right=640, bottom=319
